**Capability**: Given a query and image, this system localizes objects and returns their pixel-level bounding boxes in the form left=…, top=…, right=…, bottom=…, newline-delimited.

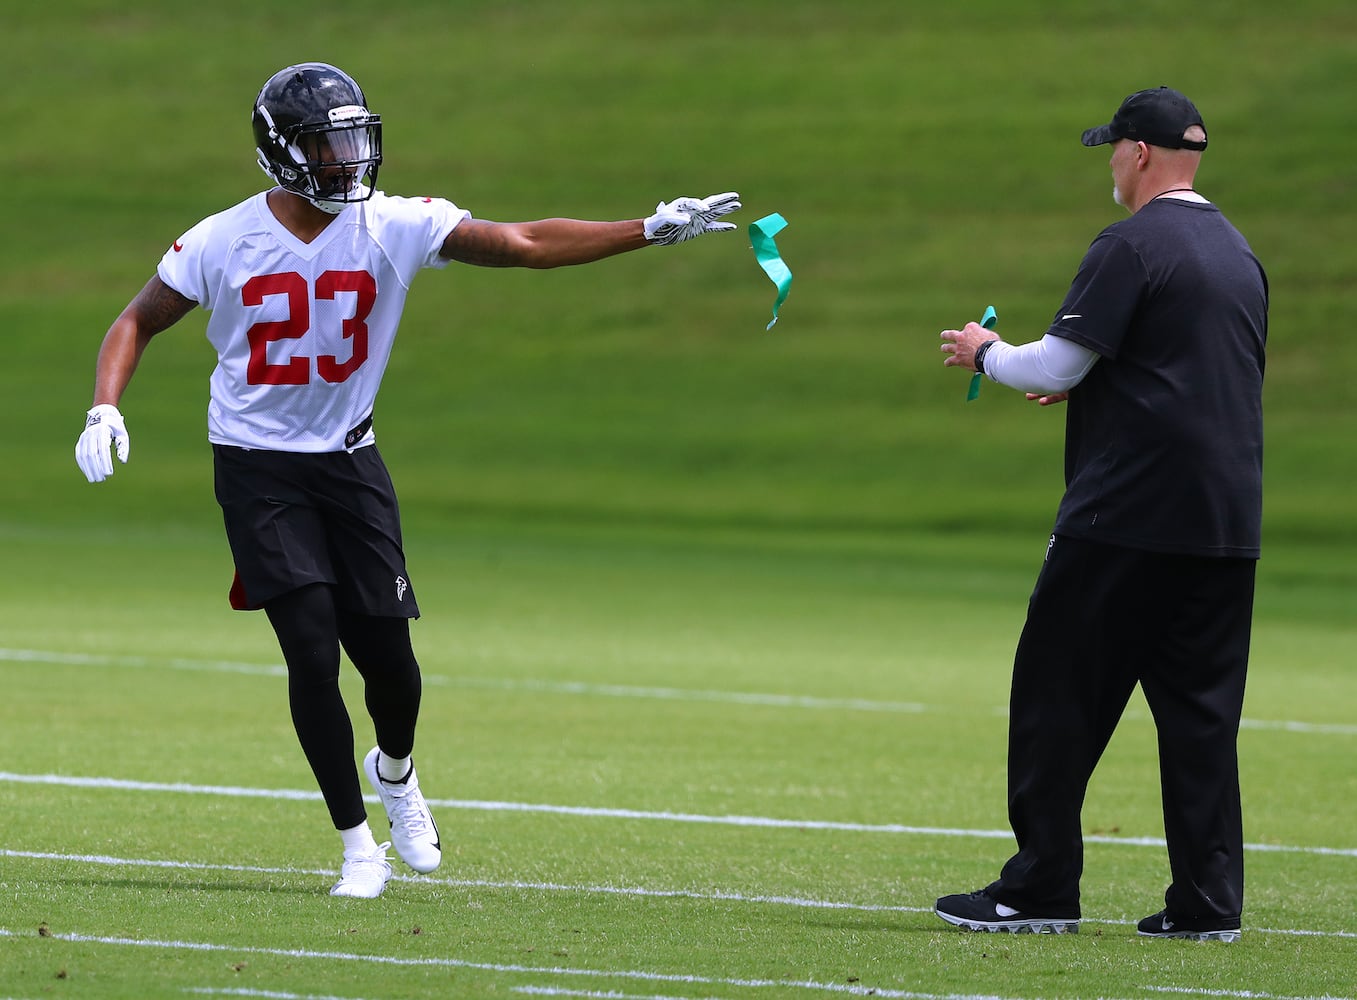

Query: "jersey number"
left=243, top=270, right=376, bottom=385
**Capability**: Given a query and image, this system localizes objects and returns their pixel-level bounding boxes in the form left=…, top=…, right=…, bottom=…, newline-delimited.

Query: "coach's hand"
left=76, top=403, right=130, bottom=483
left=1026, top=392, right=1070, bottom=406
left=644, top=192, right=742, bottom=246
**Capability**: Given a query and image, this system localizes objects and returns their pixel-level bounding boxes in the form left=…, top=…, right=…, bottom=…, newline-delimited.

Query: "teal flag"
left=749, top=213, right=792, bottom=329
left=966, top=305, right=998, bottom=401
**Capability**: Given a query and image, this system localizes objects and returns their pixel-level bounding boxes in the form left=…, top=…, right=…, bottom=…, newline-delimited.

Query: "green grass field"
left=3, top=1, right=1355, bottom=997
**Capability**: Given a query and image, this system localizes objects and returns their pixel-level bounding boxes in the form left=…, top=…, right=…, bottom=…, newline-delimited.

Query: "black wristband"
left=973, top=339, right=998, bottom=377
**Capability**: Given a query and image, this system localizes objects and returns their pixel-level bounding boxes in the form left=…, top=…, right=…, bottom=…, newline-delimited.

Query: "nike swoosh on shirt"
left=1060, top=314, right=1082, bottom=320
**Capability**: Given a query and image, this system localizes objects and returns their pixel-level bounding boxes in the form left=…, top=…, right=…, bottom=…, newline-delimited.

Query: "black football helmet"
left=252, top=63, right=382, bottom=213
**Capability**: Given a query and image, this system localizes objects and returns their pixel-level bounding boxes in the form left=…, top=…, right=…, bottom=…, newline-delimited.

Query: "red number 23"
left=243, top=270, right=376, bottom=385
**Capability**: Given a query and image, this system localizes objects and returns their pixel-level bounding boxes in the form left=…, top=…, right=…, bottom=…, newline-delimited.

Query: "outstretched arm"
left=439, top=217, right=648, bottom=269
left=76, top=275, right=195, bottom=483
left=439, top=192, right=741, bottom=269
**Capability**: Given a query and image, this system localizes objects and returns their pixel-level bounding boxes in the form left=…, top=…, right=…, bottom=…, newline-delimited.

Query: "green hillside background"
left=6, top=0, right=1354, bottom=552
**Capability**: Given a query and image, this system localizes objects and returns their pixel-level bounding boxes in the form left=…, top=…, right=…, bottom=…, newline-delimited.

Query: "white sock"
left=339, top=822, right=379, bottom=858
left=377, top=752, right=413, bottom=783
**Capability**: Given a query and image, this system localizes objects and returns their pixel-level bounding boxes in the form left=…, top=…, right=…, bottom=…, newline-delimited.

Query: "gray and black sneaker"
left=1137, top=909, right=1240, bottom=943
left=935, top=889, right=1079, bottom=934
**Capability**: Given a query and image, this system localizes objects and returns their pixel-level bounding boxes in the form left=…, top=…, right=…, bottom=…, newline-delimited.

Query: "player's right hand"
left=75, top=404, right=130, bottom=483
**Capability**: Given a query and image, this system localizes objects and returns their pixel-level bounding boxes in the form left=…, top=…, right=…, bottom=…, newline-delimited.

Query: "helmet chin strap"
left=312, top=181, right=372, bottom=214
left=255, top=147, right=355, bottom=214
left=255, top=150, right=279, bottom=184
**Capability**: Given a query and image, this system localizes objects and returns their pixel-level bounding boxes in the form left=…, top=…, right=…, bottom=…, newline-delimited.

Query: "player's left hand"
left=75, top=403, right=130, bottom=483
left=644, top=192, right=742, bottom=246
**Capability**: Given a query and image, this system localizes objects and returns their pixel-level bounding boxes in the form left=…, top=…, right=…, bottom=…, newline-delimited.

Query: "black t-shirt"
left=1046, top=199, right=1268, bottom=558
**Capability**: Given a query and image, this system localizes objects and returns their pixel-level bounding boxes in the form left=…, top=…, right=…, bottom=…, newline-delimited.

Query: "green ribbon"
left=966, top=305, right=998, bottom=402
left=749, top=213, right=793, bottom=329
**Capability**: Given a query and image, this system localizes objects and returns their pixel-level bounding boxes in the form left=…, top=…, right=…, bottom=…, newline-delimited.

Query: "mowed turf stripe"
left=0, top=927, right=1077, bottom=1000
left=1, top=928, right=1352, bottom=999
left=4, top=648, right=1356, bottom=734
left=1, top=848, right=926, bottom=914
left=0, top=648, right=926, bottom=713
left=2, top=772, right=1355, bottom=859
left=4, top=848, right=1357, bottom=942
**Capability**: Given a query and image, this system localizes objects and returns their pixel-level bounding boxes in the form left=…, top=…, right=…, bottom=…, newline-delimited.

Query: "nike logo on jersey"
left=1060, top=314, right=1081, bottom=320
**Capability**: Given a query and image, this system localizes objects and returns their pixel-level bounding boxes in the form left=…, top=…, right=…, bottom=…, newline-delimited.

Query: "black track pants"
left=989, top=535, right=1255, bottom=921
left=264, top=583, right=423, bottom=830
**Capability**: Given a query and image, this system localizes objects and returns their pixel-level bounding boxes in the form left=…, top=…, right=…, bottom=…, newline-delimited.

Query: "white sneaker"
left=329, top=841, right=392, bottom=899
left=363, top=747, right=442, bottom=873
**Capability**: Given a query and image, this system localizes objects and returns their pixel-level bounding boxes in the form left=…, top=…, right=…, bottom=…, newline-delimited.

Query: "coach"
left=934, top=86, right=1268, bottom=941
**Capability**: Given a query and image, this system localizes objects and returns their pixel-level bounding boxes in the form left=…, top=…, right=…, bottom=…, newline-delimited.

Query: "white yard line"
left=184, top=989, right=379, bottom=1000
left=0, top=928, right=1351, bottom=1000
left=1, top=770, right=1355, bottom=859
left=1141, top=989, right=1357, bottom=1000
left=515, top=988, right=1357, bottom=1000
left=448, top=675, right=928, bottom=714
left=0, top=928, right=1070, bottom=1000
left=2, top=848, right=1355, bottom=942
left=508, top=988, right=1016, bottom=1000
left=512, top=988, right=732, bottom=1000
left=0, top=847, right=925, bottom=915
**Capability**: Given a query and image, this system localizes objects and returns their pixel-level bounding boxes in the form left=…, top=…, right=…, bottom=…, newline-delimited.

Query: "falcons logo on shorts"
left=395, top=576, right=408, bottom=601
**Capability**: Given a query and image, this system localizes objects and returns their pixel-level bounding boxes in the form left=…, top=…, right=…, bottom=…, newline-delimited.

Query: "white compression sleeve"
left=981, top=334, right=1099, bottom=394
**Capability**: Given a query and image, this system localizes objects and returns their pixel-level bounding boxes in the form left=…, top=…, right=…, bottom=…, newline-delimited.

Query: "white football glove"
left=643, top=191, right=742, bottom=246
left=75, top=404, right=130, bottom=483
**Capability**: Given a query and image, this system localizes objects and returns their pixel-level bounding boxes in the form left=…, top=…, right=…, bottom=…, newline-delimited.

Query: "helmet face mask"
left=252, top=64, right=383, bottom=214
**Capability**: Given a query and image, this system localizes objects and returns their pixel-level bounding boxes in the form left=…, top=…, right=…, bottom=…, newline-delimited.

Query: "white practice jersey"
left=158, top=190, right=469, bottom=452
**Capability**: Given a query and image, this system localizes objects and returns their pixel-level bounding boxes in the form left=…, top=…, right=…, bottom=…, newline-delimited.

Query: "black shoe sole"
left=1137, top=927, right=1240, bottom=942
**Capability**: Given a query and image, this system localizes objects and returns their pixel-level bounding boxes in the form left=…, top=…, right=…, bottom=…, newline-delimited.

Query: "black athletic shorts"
left=213, top=444, right=420, bottom=618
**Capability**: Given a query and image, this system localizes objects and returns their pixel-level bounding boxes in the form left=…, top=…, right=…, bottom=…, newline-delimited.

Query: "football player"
left=75, top=62, right=741, bottom=899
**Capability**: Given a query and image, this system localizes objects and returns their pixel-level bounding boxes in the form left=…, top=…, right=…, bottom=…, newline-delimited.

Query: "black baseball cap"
left=1081, top=86, right=1207, bottom=150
